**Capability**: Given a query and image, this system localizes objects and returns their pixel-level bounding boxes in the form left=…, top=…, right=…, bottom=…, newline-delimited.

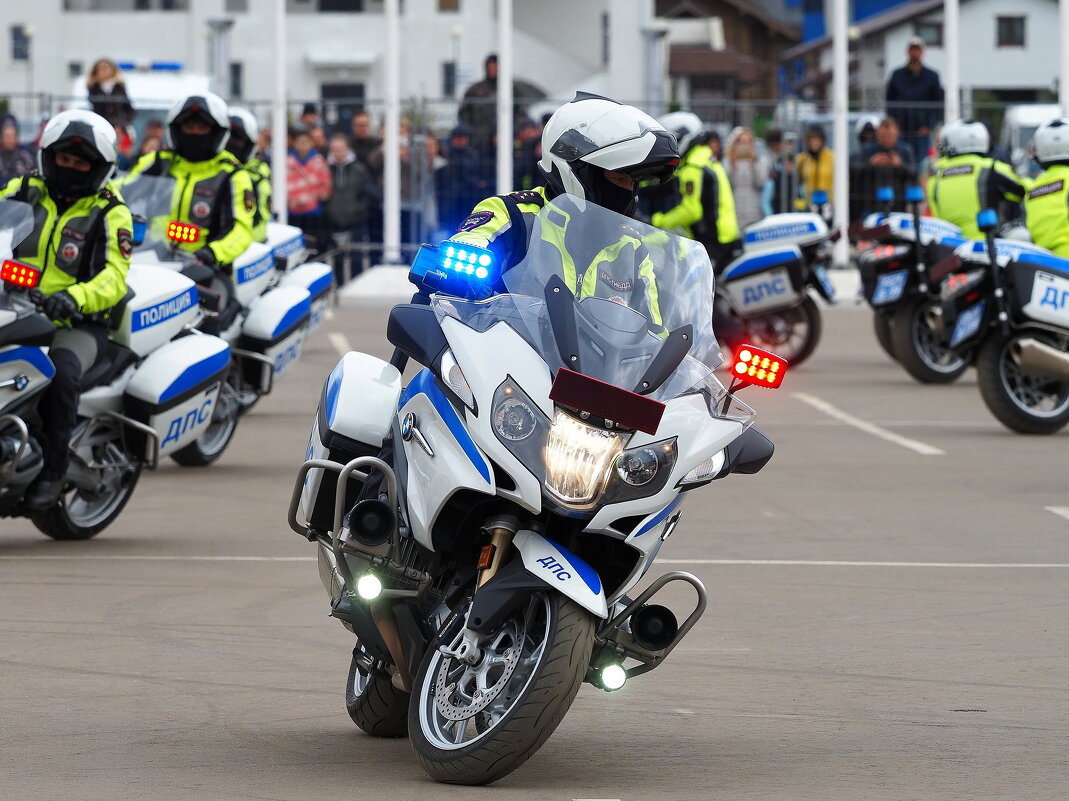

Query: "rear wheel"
left=890, top=297, right=967, bottom=384
left=745, top=295, right=823, bottom=366
left=346, top=646, right=409, bottom=738
left=32, top=425, right=141, bottom=541
left=976, top=332, right=1069, bottom=434
left=409, top=591, right=594, bottom=785
left=873, top=311, right=896, bottom=361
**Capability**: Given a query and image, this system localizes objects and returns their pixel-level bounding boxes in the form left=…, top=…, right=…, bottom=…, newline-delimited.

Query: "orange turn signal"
left=1, top=259, right=41, bottom=288
left=166, top=220, right=201, bottom=243
left=731, top=344, right=787, bottom=389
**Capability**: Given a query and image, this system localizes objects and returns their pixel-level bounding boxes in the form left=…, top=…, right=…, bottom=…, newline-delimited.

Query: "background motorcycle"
left=288, top=198, right=785, bottom=785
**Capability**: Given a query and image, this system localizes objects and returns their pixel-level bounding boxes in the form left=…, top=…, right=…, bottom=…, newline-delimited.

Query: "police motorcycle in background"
left=264, top=220, right=334, bottom=334
left=123, top=175, right=322, bottom=461
left=287, top=198, right=785, bottom=785
left=0, top=199, right=233, bottom=538
left=715, top=189, right=839, bottom=366
left=937, top=209, right=1069, bottom=434
left=851, top=185, right=976, bottom=383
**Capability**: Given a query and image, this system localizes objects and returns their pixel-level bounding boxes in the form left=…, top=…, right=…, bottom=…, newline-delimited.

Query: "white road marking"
left=793, top=392, right=946, bottom=456
left=1045, top=506, right=1069, bottom=522
left=324, top=307, right=335, bottom=321
left=327, top=332, right=352, bottom=358
left=573, top=798, right=623, bottom=801
left=657, top=559, right=1069, bottom=568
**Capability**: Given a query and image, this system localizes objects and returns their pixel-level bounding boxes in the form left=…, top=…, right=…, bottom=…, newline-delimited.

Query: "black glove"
left=42, top=290, right=79, bottom=321
left=194, top=246, right=217, bottom=267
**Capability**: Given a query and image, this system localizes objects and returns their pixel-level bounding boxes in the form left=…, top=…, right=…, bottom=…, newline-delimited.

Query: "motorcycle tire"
left=346, top=647, right=409, bottom=738
left=170, top=379, right=241, bottom=467
left=31, top=444, right=142, bottom=541
left=745, top=294, right=823, bottom=367
left=976, top=331, right=1069, bottom=435
left=890, top=297, right=968, bottom=384
left=873, top=311, right=896, bottom=361
left=408, top=590, right=594, bottom=786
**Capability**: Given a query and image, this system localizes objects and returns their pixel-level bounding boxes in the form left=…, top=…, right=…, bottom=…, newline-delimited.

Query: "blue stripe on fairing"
left=236, top=252, right=275, bottom=285
left=398, top=368, right=491, bottom=484
left=722, top=248, right=799, bottom=280
left=633, top=494, right=685, bottom=538
left=0, top=345, right=54, bottom=380
left=270, top=295, right=312, bottom=339
left=324, top=358, right=343, bottom=427
left=1015, top=251, right=1069, bottom=278
left=546, top=537, right=602, bottom=595
left=159, top=346, right=230, bottom=403
left=273, top=234, right=304, bottom=258
left=307, top=271, right=333, bottom=298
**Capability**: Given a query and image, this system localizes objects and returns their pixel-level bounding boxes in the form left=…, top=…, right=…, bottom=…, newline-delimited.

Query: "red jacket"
left=287, top=149, right=331, bottom=215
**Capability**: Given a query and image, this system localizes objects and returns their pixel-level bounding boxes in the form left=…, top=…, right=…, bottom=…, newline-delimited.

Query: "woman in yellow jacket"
left=794, top=126, right=835, bottom=210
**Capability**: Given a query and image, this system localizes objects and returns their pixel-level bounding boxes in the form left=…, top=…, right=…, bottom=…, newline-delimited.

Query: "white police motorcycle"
left=716, top=190, right=839, bottom=366
left=123, top=176, right=331, bottom=463
left=288, top=197, right=784, bottom=785
left=0, top=199, right=231, bottom=538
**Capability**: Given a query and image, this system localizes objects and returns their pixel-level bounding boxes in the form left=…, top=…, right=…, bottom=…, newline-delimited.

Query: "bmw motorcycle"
left=938, top=209, right=1069, bottom=434
left=716, top=194, right=839, bottom=366
left=288, top=197, right=783, bottom=785
left=0, top=198, right=232, bottom=538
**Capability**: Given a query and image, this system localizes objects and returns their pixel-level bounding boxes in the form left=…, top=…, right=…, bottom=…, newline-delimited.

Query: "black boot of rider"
left=24, top=474, right=65, bottom=510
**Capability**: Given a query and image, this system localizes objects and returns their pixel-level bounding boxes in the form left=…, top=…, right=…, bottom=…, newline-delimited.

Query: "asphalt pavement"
left=1, top=293, right=1067, bottom=801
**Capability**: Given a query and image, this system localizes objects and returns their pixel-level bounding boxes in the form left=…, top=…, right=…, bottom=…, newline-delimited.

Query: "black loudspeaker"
left=630, top=604, right=679, bottom=651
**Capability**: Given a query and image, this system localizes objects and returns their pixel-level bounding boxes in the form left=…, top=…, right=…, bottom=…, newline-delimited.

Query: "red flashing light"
left=731, top=344, right=787, bottom=389
left=166, top=220, right=201, bottom=244
left=1, top=259, right=41, bottom=289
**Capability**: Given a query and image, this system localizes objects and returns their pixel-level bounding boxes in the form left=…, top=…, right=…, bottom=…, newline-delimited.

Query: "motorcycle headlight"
left=543, top=411, right=628, bottom=505
left=493, top=387, right=538, bottom=442
left=681, top=450, right=726, bottom=485
left=440, top=349, right=474, bottom=410
left=615, top=441, right=675, bottom=486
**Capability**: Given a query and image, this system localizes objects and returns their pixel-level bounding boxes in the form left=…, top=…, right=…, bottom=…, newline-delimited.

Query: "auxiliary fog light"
left=600, top=663, right=627, bottom=691
left=356, top=573, right=383, bottom=600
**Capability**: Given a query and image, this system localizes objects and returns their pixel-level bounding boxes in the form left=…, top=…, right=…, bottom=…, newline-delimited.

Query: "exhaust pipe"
left=1011, top=337, right=1069, bottom=381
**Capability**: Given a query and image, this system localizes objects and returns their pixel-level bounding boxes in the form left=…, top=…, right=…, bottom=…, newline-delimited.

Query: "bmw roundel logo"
left=13, top=373, right=28, bottom=391
left=401, top=413, right=415, bottom=441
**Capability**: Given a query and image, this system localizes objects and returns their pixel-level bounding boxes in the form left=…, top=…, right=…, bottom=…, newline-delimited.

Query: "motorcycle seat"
left=79, top=340, right=139, bottom=391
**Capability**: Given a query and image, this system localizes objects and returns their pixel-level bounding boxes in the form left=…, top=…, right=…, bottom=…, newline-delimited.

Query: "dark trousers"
left=38, top=325, right=106, bottom=479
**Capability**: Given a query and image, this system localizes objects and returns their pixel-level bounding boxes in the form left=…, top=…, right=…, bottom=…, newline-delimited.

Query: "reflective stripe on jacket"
left=928, top=153, right=1026, bottom=240
left=651, top=144, right=739, bottom=249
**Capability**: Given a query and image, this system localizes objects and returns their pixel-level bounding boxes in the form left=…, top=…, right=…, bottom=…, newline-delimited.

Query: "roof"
left=669, top=46, right=768, bottom=84
left=782, top=0, right=942, bottom=60
left=658, top=0, right=800, bottom=42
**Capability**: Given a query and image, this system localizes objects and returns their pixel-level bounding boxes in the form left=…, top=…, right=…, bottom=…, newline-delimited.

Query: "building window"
left=65, top=0, right=190, bottom=8
left=914, top=21, right=942, bottom=47
left=69, top=61, right=84, bottom=78
left=319, top=0, right=363, bottom=10
left=996, top=16, right=1025, bottom=47
left=225, top=0, right=248, bottom=11
left=229, top=62, right=243, bottom=99
left=442, top=61, right=457, bottom=97
left=600, top=12, right=610, bottom=67
left=438, top=0, right=459, bottom=10
left=10, top=25, right=30, bottom=61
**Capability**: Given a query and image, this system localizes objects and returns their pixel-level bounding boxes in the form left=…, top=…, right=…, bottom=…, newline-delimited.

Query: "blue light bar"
left=904, top=185, right=925, bottom=203
left=439, top=242, right=494, bottom=280
left=115, top=61, right=184, bottom=72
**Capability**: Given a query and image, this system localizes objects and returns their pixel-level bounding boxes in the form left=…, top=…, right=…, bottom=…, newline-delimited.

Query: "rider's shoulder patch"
left=506, top=190, right=544, bottom=207
left=117, top=228, right=133, bottom=259
left=456, top=210, right=494, bottom=232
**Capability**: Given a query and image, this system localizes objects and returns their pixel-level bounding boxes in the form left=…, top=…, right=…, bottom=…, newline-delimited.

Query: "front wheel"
left=744, top=294, right=823, bottom=366
left=890, top=297, right=968, bottom=384
left=976, top=332, right=1069, bottom=434
left=31, top=431, right=142, bottom=540
left=346, top=646, right=409, bottom=738
left=409, top=591, right=594, bottom=786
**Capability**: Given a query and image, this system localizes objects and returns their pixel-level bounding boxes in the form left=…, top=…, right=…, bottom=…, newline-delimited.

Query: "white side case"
left=114, top=264, right=200, bottom=356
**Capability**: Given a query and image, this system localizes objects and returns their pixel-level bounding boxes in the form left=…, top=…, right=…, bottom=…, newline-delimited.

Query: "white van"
left=999, top=103, right=1061, bottom=179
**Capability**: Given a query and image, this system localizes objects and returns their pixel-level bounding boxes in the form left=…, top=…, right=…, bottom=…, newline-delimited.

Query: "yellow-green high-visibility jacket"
left=927, top=153, right=1027, bottom=240
left=1025, top=164, right=1069, bottom=258
left=125, top=149, right=254, bottom=265
left=246, top=157, right=272, bottom=242
left=651, top=144, right=740, bottom=249
left=449, top=187, right=664, bottom=331
left=1, top=174, right=131, bottom=316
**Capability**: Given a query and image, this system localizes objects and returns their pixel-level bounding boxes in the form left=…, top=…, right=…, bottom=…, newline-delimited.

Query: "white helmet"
left=538, top=93, right=679, bottom=215
left=167, top=91, right=231, bottom=161
left=1033, top=118, right=1069, bottom=167
left=657, top=111, right=706, bottom=156
left=939, top=119, right=989, bottom=157
left=226, top=106, right=260, bottom=164
left=37, top=109, right=117, bottom=199
left=854, top=114, right=881, bottom=141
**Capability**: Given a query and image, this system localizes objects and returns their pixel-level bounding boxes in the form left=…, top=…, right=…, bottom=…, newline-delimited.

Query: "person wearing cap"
left=124, top=91, right=254, bottom=274
left=793, top=125, right=835, bottom=211
left=886, top=36, right=944, bottom=168
left=1, top=109, right=132, bottom=509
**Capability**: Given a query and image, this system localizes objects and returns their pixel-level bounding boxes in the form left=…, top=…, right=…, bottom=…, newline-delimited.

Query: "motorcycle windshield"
left=0, top=199, right=37, bottom=259
left=433, top=195, right=720, bottom=402
left=117, top=174, right=178, bottom=254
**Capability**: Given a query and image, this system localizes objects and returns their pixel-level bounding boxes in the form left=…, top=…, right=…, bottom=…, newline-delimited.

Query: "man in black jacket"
left=886, top=36, right=944, bottom=168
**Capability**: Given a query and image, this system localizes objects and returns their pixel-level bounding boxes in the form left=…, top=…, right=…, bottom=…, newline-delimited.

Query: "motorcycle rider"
left=927, top=119, right=1026, bottom=240
left=446, top=93, right=680, bottom=325
left=225, top=107, right=271, bottom=243
left=0, top=110, right=132, bottom=509
left=123, top=92, right=254, bottom=317
left=649, top=111, right=741, bottom=273
left=1025, top=118, right=1069, bottom=258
